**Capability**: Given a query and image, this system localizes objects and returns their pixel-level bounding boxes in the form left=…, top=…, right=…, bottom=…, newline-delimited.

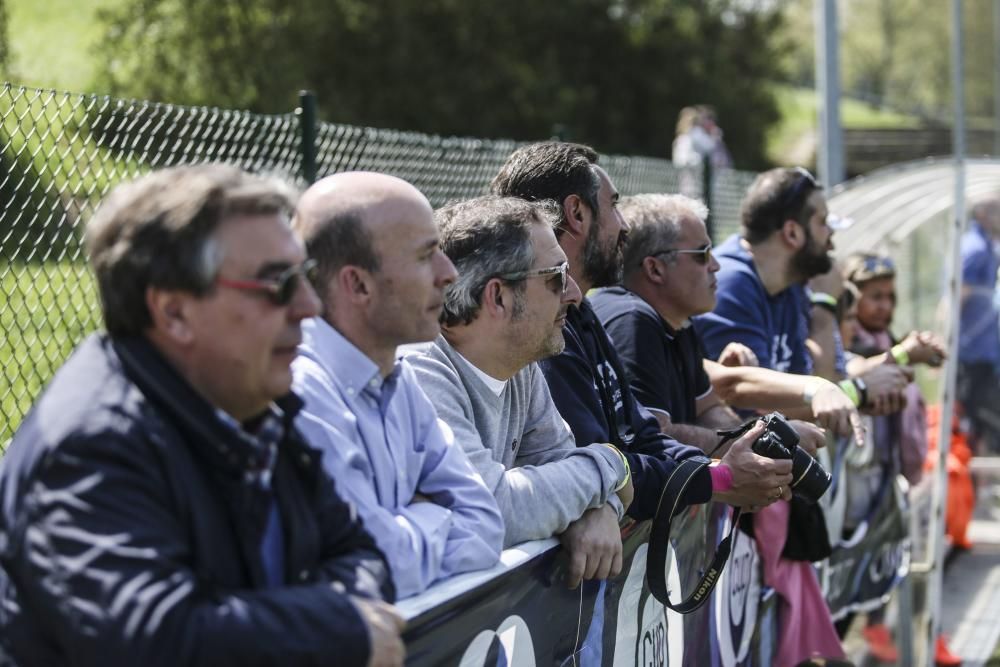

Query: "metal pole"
left=815, top=0, right=845, bottom=189
left=924, top=1, right=966, bottom=664
left=994, top=0, right=1000, bottom=155
left=297, top=90, right=318, bottom=184
left=702, top=160, right=715, bottom=243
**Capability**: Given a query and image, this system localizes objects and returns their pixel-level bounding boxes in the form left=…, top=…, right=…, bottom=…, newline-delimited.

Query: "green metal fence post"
left=297, top=90, right=318, bottom=184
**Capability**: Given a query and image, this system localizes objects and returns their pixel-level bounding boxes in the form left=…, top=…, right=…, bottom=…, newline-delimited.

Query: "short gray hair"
left=86, top=164, right=297, bottom=336
left=436, top=195, right=559, bottom=327
left=620, top=194, right=709, bottom=280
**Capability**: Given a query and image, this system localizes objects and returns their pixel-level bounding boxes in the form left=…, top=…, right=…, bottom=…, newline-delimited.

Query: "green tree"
left=95, top=0, right=788, bottom=167
left=778, top=0, right=998, bottom=125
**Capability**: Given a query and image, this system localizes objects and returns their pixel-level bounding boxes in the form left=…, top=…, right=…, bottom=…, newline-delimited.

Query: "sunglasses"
left=779, top=166, right=819, bottom=209
left=499, top=261, right=570, bottom=295
left=650, top=243, right=714, bottom=266
left=216, top=258, right=318, bottom=306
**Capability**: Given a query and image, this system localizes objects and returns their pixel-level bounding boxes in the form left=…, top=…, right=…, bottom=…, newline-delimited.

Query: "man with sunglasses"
left=590, top=193, right=859, bottom=454
left=290, top=172, right=504, bottom=599
left=406, top=195, right=636, bottom=589
left=491, top=142, right=793, bottom=521
left=0, top=165, right=403, bottom=666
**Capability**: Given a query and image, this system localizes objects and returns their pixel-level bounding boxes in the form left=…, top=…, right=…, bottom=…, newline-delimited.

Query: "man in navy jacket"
left=491, top=142, right=792, bottom=518
left=0, top=165, right=401, bottom=667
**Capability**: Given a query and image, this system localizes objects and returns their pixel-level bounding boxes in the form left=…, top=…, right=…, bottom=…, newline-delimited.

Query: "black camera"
left=752, top=412, right=831, bottom=504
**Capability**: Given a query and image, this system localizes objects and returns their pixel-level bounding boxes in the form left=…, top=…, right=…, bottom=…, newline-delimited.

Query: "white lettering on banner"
left=612, top=543, right=682, bottom=667
left=715, top=531, right=761, bottom=667
left=458, top=615, right=536, bottom=667
left=867, top=540, right=907, bottom=584
left=771, top=334, right=792, bottom=372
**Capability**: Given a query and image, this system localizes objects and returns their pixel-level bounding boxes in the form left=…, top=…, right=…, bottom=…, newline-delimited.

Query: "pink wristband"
left=709, top=462, right=734, bottom=493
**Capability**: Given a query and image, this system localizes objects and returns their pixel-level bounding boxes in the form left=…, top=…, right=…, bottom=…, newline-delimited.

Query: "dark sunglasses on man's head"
left=499, top=261, right=570, bottom=295
left=216, top=258, right=318, bottom=306
left=649, top=243, right=714, bottom=266
left=778, top=166, right=819, bottom=209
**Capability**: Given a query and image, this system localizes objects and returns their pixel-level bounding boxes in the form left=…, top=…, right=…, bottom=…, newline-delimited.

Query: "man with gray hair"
left=0, top=164, right=401, bottom=666
left=405, top=195, right=634, bottom=589
left=291, top=172, right=504, bottom=599
left=590, top=193, right=859, bottom=453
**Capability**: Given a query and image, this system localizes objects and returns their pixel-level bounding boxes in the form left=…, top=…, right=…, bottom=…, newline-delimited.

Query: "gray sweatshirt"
left=404, top=335, right=626, bottom=547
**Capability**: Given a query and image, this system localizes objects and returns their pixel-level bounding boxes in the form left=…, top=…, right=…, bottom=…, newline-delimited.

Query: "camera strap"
left=646, top=457, right=743, bottom=614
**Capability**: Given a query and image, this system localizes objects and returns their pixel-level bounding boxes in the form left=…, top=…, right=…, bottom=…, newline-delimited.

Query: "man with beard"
left=692, top=166, right=857, bottom=666
left=291, top=173, right=504, bottom=599
left=491, top=142, right=792, bottom=523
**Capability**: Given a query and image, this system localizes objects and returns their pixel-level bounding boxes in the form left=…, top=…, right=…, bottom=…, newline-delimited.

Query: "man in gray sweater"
left=405, top=196, right=633, bottom=589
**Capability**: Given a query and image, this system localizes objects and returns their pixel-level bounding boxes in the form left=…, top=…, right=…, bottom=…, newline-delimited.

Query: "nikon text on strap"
left=645, top=457, right=743, bottom=614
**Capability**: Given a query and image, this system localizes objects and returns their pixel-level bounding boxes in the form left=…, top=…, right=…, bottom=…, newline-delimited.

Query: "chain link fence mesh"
left=0, top=82, right=758, bottom=449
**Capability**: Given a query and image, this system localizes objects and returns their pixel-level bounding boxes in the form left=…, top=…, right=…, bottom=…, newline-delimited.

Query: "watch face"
left=690, top=455, right=712, bottom=466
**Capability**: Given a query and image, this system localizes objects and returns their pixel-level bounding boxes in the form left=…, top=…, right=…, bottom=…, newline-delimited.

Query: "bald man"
left=291, top=172, right=504, bottom=598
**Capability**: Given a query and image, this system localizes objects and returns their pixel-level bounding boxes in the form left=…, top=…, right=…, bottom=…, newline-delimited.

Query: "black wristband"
left=811, top=300, right=838, bottom=316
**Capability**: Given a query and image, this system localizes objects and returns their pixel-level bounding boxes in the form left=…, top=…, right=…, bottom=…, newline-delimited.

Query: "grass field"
left=6, top=0, right=124, bottom=92
left=766, top=84, right=922, bottom=165
left=0, top=262, right=101, bottom=448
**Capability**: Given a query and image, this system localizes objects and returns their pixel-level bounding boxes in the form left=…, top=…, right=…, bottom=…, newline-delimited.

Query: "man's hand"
left=899, top=330, right=947, bottom=367
left=715, top=421, right=794, bottom=509
left=558, top=504, right=623, bottom=589
left=350, top=596, right=405, bottom=667
left=717, top=342, right=759, bottom=367
left=616, top=477, right=634, bottom=513
left=858, top=362, right=912, bottom=415
left=809, top=378, right=865, bottom=446
left=789, top=419, right=826, bottom=456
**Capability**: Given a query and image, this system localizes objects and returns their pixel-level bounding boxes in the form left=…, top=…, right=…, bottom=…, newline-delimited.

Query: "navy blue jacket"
left=539, top=300, right=712, bottom=521
left=0, top=334, right=392, bottom=666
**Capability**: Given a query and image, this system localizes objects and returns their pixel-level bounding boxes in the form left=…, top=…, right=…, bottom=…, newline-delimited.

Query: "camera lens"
left=790, top=446, right=831, bottom=503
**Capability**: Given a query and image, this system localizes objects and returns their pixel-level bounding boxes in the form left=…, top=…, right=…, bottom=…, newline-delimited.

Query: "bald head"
left=293, top=172, right=434, bottom=293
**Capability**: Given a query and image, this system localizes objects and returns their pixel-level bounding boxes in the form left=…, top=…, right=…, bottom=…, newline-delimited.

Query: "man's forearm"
left=662, top=421, right=726, bottom=454
left=808, top=307, right=839, bottom=380
left=705, top=360, right=812, bottom=410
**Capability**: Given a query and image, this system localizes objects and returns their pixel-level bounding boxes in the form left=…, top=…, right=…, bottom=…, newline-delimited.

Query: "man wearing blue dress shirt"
left=291, top=172, right=504, bottom=599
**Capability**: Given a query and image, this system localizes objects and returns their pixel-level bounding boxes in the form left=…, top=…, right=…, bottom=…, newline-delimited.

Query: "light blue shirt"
left=292, top=318, right=504, bottom=598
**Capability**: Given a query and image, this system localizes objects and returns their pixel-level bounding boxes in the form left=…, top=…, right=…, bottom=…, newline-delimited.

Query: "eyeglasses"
left=779, top=166, right=819, bottom=209
left=499, top=261, right=570, bottom=295
left=650, top=243, right=714, bottom=265
left=216, top=258, right=318, bottom=306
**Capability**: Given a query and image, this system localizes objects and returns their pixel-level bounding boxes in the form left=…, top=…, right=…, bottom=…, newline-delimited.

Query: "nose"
left=708, top=253, right=721, bottom=273
left=435, top=249, right=458, bottom=287
left=289, top=275, right=322, bottom=320
left=563, top=274, right=583, bottom=307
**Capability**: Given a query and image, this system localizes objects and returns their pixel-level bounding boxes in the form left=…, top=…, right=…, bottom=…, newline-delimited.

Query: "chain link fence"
left=0, top=82, right=758, bottom=449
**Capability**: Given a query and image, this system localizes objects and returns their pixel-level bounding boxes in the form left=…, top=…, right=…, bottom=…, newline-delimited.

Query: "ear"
left=642, top=256, right=667, bottom=285
left=337, top=266, right=374, bottom=304
left=480, top=278, right=509, bottom=319
left=780, top=219, right=805, bottom=250
left=146, top=287, right=195, bottom=344
left=561, top=194, right=587, bottom=238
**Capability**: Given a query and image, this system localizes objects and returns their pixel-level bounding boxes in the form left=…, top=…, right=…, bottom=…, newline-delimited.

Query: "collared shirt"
left=292, top=318, right=503, bottom=598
